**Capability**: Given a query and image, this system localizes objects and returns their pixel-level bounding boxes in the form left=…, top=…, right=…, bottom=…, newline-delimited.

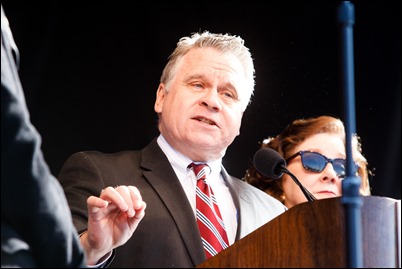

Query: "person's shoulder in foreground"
left=1, top=4, right=85, bottom=267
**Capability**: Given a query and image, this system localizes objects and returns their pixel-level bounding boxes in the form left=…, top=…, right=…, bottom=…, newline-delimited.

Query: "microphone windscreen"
left=253, top=148, right=286, bottom=179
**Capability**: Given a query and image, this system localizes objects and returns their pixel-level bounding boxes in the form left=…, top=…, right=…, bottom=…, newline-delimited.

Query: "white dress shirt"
left=157, top=134, right=237, bottom=245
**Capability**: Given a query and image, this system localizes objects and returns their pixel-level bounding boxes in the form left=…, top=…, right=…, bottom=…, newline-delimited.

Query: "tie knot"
left=189, top=162, right=211, bottom=180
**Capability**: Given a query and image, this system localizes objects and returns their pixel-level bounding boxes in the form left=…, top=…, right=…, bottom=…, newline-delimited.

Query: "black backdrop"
left=2, top=1, right=400, bottom=199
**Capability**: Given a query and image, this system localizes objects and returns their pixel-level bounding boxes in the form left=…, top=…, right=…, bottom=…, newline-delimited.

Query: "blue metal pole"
left=337, top=1, right=364, bottom=267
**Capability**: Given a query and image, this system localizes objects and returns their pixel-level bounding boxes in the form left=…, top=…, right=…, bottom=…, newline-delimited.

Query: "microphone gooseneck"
left=277, top=165, right=316, bottom=202
left=253, top=148, right=316, bottom=202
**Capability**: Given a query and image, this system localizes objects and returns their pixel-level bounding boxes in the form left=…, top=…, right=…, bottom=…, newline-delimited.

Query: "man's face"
left=154, top=47, right=247, bottom=161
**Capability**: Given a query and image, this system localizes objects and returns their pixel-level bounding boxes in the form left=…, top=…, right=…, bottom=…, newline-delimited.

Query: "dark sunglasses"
left=285, top=150, right=358, bottom=178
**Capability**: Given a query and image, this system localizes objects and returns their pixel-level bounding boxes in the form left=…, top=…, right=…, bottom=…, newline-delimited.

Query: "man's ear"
left=154, top=83, right=166, bottom=113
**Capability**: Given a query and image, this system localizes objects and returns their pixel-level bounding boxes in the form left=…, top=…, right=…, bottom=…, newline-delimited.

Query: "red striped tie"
left=189, top=163, right=229, bottom=259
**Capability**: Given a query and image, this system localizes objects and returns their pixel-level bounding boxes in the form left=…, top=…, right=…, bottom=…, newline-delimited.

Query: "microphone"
left=253, top=148, right=316, bottom=202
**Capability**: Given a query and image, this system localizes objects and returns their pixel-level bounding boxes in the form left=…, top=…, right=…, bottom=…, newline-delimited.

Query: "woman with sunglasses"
left=244, top=115, right=372, bottom=208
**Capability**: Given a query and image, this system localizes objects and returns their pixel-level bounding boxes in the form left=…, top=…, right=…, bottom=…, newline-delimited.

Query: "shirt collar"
left=157, top=134, right=222, bottom=175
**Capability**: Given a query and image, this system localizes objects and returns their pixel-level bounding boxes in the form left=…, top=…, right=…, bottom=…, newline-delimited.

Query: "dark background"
left=2, top=1, right=400, bottom=199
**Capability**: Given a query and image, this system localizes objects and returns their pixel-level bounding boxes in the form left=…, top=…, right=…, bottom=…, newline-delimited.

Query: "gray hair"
left=160, top=31, right=255, bottom=111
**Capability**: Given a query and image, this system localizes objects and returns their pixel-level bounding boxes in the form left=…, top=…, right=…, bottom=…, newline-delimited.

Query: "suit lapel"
left=141, top=139, right=206, bottom=265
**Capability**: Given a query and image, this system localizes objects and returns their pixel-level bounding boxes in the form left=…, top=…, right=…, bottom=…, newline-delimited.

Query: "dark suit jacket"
left=1, top=5, right=85, bottom=267
left=58, top=138, right=286, bottom=268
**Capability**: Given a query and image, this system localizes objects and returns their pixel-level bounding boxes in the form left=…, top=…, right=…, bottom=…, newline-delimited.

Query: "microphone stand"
left=337, top=2, right=363, bottom=267
left=278, top=166, right=317, bottom=202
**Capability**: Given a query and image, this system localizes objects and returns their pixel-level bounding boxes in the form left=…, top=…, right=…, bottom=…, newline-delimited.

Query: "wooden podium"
left=197, top=196, right=400, bottom=268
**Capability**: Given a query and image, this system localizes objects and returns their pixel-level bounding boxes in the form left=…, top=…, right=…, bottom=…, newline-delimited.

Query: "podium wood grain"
left=197, top=196, right=399, bottom=268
